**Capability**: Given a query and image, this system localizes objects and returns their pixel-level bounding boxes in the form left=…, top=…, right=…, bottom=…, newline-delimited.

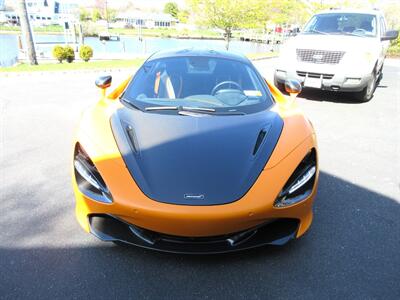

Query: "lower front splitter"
left=89, top=214, right=299, bottom=254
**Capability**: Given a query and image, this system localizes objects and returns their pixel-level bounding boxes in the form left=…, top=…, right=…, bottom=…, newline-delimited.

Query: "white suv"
left=274, top=9, right=398, bottom=102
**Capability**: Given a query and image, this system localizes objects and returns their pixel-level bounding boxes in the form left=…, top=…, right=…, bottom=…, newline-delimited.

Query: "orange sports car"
left=72, top=49, right=318, bottom=253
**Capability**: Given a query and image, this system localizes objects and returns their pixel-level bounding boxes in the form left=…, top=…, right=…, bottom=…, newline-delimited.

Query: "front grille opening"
left=296, top=49, right=345, bottom=65
left=297, top=71, right=334, bottom=80
left=89, top=214, right=299, bottom=253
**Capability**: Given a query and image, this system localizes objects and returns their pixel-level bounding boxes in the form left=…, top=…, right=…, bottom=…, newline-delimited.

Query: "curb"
left=0, top=56, right=278, bottom=77
left=0, top=68, right=134, bottom=77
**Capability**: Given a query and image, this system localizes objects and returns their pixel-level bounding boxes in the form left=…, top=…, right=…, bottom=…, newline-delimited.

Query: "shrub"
left=64, top=46, right=75, bottom=63
left=81, top=21, right=101, bottom=37
left=52, top=45, right=65, bottom=63
left=79, top=45, right=93, bottom=62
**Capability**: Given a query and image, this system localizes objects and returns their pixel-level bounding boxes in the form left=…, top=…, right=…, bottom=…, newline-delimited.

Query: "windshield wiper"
left=144, top=106, right=215, bottom=113
left=181, top=110, right=245, bottom=116
left=340, top=31, right=365, bottom=37
left=145, top=106, right=178, bottom=111
left=305, top=29, right=329, bottom=35
left=213, top=111, right=246, bottom=116
left=182, top=106, right=216, bottom=112
left=143, top=105, right=244, bottom=116
left=121, top=98, right=143, bottom=111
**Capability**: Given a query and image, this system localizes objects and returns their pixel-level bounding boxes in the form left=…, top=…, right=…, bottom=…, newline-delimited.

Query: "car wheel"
left=354, top=72, right=377, bottom=102
left=376, top=65, right=383, bottom=85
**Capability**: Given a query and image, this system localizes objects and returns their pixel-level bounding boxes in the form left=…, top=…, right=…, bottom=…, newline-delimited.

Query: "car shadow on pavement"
left=1, top=171, right=399, bottom=298
left=298, top=86, right=386, bottom=104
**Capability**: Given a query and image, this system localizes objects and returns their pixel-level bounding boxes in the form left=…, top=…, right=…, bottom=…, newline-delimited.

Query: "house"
left=1, top=0, right=78, bottom=26
left=115, top=11, right=177, bottom=29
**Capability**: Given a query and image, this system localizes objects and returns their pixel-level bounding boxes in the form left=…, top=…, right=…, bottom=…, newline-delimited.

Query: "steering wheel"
left=353, top=28, right=367, bottom=35
left=211, top=81, right=242, bottom=95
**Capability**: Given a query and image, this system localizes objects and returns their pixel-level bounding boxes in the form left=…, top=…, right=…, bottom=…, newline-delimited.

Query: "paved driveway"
left=0, top=59, right=399, bottom=299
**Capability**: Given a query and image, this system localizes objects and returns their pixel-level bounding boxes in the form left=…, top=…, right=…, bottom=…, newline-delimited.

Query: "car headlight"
left=74, top=144, right=112, bottom=203
left=274, top=149, right=317, bottom=208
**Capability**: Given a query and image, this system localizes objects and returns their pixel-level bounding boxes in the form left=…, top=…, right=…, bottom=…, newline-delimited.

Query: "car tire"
left=376, top=65, right=383, bottom=85
left=354, top=72, right=377, bottom=103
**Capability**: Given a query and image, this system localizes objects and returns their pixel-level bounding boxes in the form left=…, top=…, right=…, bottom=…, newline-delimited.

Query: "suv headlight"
left=74, top=144, right=112, bottom=203
left=274, top=149, right=317, bottom=208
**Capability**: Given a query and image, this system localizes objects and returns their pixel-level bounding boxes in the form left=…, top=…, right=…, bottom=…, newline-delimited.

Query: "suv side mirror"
left=285, top=79, right=302, bottom=100
left=381, top=30, right=399, bottom=41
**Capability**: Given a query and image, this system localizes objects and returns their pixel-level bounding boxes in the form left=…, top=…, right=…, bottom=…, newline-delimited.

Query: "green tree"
left=79, top=8, right=90, bottom=21
left=92, top=8, right=102, bottom=22
left=188, top=0, right=262, bottom=50
left=268, top=0, right=309, bottom=25
left=164, top=2, right=179, bottom=19
left=107, top=8, right=118, bottom=22
left=383, top=2, right=400, bottom=29
left=177, top=9, right=190, bottom=24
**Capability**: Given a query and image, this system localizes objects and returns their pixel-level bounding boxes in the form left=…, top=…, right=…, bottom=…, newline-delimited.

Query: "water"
left=0, top=33, right=275, bottom=67
left=0, top=34, right=18, bottom=67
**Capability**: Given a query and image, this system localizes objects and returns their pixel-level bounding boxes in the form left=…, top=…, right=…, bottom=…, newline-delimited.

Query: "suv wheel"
left=354, top=72, right=377, bottom=102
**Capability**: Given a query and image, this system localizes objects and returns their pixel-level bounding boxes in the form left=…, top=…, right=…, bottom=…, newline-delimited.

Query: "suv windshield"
left=303, top=13, right=377, bottom=37
left=122, top=56, right=273, bottom=115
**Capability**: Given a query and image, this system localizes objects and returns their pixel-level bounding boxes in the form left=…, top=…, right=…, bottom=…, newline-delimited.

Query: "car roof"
left=317, top=8, right=384, bottom=16
left=147, top=48, right=251, bottom=64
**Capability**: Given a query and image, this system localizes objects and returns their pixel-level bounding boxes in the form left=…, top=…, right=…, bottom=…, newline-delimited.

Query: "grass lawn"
left=0, top=59, right=145, bottom=72
left=246, top=52, right=279, bottom=60
left=0, top=24, right=63, bottom=33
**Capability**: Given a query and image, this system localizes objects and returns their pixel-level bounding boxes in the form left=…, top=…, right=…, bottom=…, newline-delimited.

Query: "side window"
left=380, top=17, right=386, bottom=36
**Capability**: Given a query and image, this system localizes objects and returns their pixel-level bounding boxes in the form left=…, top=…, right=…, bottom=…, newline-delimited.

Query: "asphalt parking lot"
left=0, top=58, right=399, bottom=299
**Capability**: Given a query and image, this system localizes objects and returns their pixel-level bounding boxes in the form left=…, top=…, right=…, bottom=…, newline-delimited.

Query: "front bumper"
left=274, top=64, right=372, bottom=92
left=89, top=214, right=299, bottom=254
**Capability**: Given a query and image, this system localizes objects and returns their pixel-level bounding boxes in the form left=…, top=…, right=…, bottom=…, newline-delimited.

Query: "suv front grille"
left=297, top=71, right=334, bottom=80
left=296, top=49, right=345, bottom=64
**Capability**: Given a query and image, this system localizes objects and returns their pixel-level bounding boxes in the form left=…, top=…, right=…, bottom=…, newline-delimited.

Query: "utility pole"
left=18, top=0, right=37, bottom=65
left=105, top=0, right=109, bottom=31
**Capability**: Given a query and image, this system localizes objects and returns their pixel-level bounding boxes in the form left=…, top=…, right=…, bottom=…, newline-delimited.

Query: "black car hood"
left=110, top=107, right=283, bottom=205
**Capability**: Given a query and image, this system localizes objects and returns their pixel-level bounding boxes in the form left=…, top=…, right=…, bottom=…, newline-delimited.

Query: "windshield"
left=303, top=13, right=377, bottom=37
left=122, top=56, right=273, bottom=115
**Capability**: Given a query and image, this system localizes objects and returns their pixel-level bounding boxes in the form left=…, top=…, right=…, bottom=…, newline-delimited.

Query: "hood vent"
left=253, top=129, right=267, bottom=155
left=125, top=124, right=139, bottom=154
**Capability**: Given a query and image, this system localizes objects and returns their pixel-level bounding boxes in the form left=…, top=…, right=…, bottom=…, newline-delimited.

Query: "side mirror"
left=95, top=75, right=112, bottom=89
left=381, top=30, right=399, bottom=41
left=285, top=79, right=302, bottom=100
left=95, top=75, right=112, bottom=97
